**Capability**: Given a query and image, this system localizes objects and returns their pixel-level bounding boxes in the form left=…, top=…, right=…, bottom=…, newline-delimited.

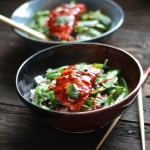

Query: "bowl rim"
left=15, top=42, right=143, bottom=116
left=11, top=0, right=125, bottom=44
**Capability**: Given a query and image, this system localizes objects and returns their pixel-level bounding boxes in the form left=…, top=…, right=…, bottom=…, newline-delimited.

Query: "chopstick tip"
left=145, top=66, right=150, bottom=75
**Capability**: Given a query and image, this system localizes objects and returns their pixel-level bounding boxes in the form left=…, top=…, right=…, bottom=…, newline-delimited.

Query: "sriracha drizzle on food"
left=54, top=65, right=100, bottom=111
left=31, top=61, right=129, bottom=112
left=47, top=3, right=86, bottom=40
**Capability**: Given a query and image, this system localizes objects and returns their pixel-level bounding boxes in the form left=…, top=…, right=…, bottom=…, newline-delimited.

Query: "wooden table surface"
left=0, top=0, right=150, bottom=150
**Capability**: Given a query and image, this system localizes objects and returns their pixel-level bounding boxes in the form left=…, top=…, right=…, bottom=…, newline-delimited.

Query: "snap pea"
left=86, top=28, right=102, bottom=36
left=81, top=97, right=101, bottom=110
left=29, top=10, right=50, bottom=35
left=103, top=76, right=118, bottom=88
left=115, top=77, right=129, bottom=101
left=75, top=26, right=102, bottom=37
left=76, top=20, right=99, bottom=27
left=115, top=88, right=128, bottom=102
left=76, top=20, right=107, bottom=32
left=81, top=97, right=97, bottom=111
left=46, top=72, right=61, bottom=80
left=31, top=61, right=129, bottom=111
left=98, top=13, right=112, bottom=26
left=103, top=69, right=121, bottom=80
left=34, top=10, right=50, bottom=17
left=91, top=76, right=118, bottom=95
left=46, top=66, right=66, bottom=79
left=29, top=6, right=111, bottom=41
left=81, top=10, right=111, bottom=26
left=81, top=104, right=90, bottom=111
left=75, top=10, right=111, bottom=37
left=90, top=86, right=106, bottom=95
left=101, top=95, right=115, bottom=107
left=96, top=68, right=120, bottom=83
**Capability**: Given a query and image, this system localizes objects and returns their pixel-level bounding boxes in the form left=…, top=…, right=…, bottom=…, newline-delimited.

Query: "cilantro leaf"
left=66, top=83, right=80, bottom=99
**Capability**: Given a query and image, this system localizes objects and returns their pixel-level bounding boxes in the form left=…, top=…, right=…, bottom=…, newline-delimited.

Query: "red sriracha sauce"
left=54, top=65, right=100, bottom=111
left=47, top=3, right=86, bottom=40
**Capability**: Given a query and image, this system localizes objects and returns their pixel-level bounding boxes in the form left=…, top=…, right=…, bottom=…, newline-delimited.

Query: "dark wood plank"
left=0, top=0, right=150, bottom=149
left=0, top=104, right=150, bottom=150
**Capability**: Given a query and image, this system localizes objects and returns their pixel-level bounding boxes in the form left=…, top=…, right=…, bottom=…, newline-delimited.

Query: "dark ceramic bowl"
left=16, top=43, right=143, bottom=133
left=11, top=0, right=124, bottom=50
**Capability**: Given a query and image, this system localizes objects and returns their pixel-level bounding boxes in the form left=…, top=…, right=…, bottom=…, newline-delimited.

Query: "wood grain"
left=0, top=104, right=150, bottom=150
left=0, top=0, right=150, bottom=149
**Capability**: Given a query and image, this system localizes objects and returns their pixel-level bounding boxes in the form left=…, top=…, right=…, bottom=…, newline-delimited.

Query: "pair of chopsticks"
left=96, top=66, right=150, bottom=150
left=0, top=14, right=50, bottom=41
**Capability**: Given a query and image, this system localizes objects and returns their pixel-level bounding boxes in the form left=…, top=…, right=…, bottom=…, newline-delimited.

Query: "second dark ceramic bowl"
left=16, top=43, right=143, bottom=133
left=11, top=0, right=124, bottom=50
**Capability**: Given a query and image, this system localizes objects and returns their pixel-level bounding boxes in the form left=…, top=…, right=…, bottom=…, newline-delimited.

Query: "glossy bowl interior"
left=16, top=43, right=143, bottom=133
left=11, top=0, right=124, bottom=49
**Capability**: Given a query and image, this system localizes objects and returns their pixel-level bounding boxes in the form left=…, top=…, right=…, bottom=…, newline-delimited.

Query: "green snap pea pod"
left=103, top=76, right=118, bottom=88
left=75, top=62, right=108, bottom=72
left=76, top=26, right=102, bottom=37
left=76, top=20, right=99, bottom=27
left=76, top=20, right=107, bottom=32
left=115, top=87, right=128, bottom=102
left=84, top=97, right=96, bottom=106
left=81, top=104, right=90, bottom=111
left=96, top=69, right=120, bottom=84
left=46, top=72, right=61, bottom=80
left=81, top=98, right=95, bottom=111
left=115, top=77, right=129, bottom=101
left=29, top=10, right=50, bottom=35
left=81, top=10, right=101, bottom=21
left=106, top=77, right=128, bottom=102
left=81, top=10, right=111, bottom=26
left=100, top=95, right=115, bottom=108
left=46, top=66, right=66, bottom=79
left=84, top=27, right=102, bottom=37
left=98, top=13, right=111, bottom=26
left=94, top=23, right=108, bottom=31
left=103, top=69, right=121, bottom=80
left=91, top=76, right=118, bottom=95
left=34, top=10, right=50, bottom=17
left=90, top=86, right=106, bottom=95
left=82, top=97, right=101, bottom=111
left=108, top=88, right=116, bottom=95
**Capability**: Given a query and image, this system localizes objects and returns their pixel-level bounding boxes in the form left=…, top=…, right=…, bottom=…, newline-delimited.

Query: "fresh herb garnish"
left=55, top=16, right=70, bottom=25
left=66, top=83, right=80, bottom=99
